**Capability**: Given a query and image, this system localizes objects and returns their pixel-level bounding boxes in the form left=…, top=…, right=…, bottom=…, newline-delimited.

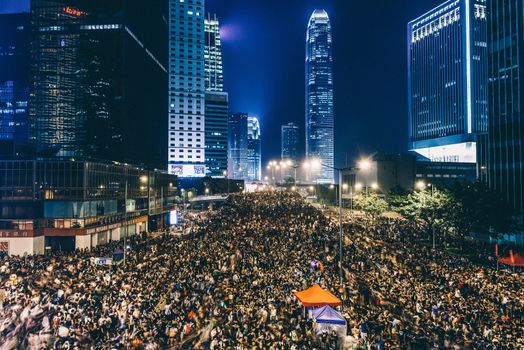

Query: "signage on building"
left=168, top=164, right=206, bottom=178
left=63, top=7, right=86, bottom=17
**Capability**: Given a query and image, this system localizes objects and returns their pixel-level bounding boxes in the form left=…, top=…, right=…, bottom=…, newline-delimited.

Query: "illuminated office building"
left=479, top=0, right=524, bottom=213
left=168, top=0, right=206, bottom=177
left=228, top=113, right=248, bottom=180
left=204, top=14, right=224, bottom=92
left=247, top=116, right=261, bottom=181
left=0, top=10, right=30, bottom=151
left=305, top=9, right=334, bottom=184
left=408, top=0, right=488, bottom=164
left=29, top=0, right=168, bottom=168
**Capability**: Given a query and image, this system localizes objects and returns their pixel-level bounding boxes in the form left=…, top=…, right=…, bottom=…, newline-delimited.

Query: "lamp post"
left=304, top=158, right=360, bottom=293
left=416, top=181, right=436, bottom=250
left=223, top=170, right=230, bottom=195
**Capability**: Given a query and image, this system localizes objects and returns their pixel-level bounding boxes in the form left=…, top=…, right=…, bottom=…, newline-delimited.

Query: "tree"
left=353, top=193, right=388, bottom=217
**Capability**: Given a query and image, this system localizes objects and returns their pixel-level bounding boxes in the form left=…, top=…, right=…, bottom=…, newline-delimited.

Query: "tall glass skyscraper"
left=0, top=11, right=30, bottom=149
left=305, top=9, right=334, bottom=184
left=408, top=0, right=488, bottom=164
left=481, top=0, right=524, bottom=213
left=28, top=0, right=168, bottom=169
left=247, top=116, right=261, bottom=181
left=281, top=122, right=300, bottom=162
left=228, top=113, right=248, bottom=180
left=204, top=14, right=224, bottom=92
left=205, top=92, right=228, bottom=177
left=168, top=0, right=206, bottom=177
left=204, top=13, right=229, bottom=178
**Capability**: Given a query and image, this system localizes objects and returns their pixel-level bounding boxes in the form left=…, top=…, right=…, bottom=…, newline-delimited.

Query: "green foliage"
left=353, top=193, right=388, bottom=217
left=390, top=182, right=514, bottom=238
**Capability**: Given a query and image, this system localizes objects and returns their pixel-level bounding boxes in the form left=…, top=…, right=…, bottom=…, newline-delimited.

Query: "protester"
left=0, top=192, right=521, bottom=349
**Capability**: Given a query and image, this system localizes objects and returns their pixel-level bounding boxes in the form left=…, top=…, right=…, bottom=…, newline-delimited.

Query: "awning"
left=293, top=284, right=342, bottom=307
left=498, top=250, right=524, bottom=267
left=312, top=305, right=346, bottom=325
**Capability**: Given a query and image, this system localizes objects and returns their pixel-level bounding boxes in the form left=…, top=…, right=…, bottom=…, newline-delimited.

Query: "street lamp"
left=371, top=183, right=379, bottom=191
left=303, top=159, right=361, bottom=295
left=223, top=170, right=230, bottom=195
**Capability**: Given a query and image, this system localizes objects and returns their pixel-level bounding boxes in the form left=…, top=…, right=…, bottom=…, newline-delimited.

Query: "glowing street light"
left=355, top=183, right=363, bottom=191
left=358, top=159, right=371, bottom=171
left=371, top=183, right=379, bottom=190
left=342, top=183, right=349, bottom=190
left=416, top=180, right=426, bottom=190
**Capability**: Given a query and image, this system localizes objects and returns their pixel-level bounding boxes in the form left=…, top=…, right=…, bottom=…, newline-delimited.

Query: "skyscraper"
left=247, top=116, right=261, bottom=181
left=204, top=13, right=229, bottom=178
left=205, top=92, right=228, bottom=177
left=29, top=0, right=168, bottom=168
left=168, top=0, right=206, bottom=177
left=0, top=10, right=30, bottom=151
left=305, top=9, right=334, bottom=184
left=228, top=113, right=248, bottom=180
left=481, top=0, right=524, bottom=213
left=204, top=14, right=224, bottom=92
left=281, top=122, right=300, bottom=162
left=408, top=0, right=488, bottom=164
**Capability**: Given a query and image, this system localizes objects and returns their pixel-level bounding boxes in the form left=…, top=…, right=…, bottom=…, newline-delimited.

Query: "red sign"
left=63, top=7, right=85, bottom=17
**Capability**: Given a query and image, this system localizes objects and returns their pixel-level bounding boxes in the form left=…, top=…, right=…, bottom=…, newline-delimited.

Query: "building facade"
left=0, top=159, right=177, bottom=256
left=228, top=113, right=248, bottom=180
left=305, top=9, right=335, bottom=184
left=204, top=14, right=224, bottom=92
left=30, top=0, right=168, bottom=168
left=203, top=13, right=228, bottom=178
left=247, top=116, right=261, bottom=181
left=281, top=122, right=300, bottom=162
left=205, top=92, right=228, bottom=177
left=0, top=11, right=30, bottom=154
left=481, top=0, right=524, bottom=213
left=168, top=0, right=206, bottom=177
left=408, top=0, right=488, bottom=164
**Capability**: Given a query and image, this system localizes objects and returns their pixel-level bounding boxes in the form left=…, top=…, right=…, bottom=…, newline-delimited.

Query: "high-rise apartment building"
left=204, top=14, right=223, bottom=92
left=305, top=9, right=334, bottom=184
left=281, top=122, right=300, bottom=162
left=0, top=8, right=30, bottom=154
left=480, top=0, right=524, bottom=213
left=29, top=0, right=168, bottom=169
left=408, top=0, right=488, bottom=164
left=228, top=113, right=248, bottom=180
left=247, top=116, right=261, bottom=181
left=168, top=0, right=206, bottom=177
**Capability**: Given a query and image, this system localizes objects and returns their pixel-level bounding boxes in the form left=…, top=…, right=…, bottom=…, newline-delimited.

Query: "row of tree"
left=352, top=182, right=514, bottom=238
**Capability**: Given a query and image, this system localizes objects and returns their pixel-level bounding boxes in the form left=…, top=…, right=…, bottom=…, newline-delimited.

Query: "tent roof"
left=312, top=305, right=346, bottom=325
left=498, top=252, right=524, bottom=267
left=293, top=284, right=342, bottom=307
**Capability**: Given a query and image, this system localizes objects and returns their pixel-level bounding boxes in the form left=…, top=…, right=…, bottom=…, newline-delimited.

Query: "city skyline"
left=207, top=0, right=445, bottom=167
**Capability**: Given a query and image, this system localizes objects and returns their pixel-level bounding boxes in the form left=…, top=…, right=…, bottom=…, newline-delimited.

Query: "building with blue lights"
left=0, top=10, right=30, bottom=155
left=205, top=14, right=224, bottom=93
left=228, top=113, right=248, bottom=181
left=478, top=0, right=524, bottom=214
left=27, top=0, right=168, bottom=169
left=247, top=116, right=261, bottom=181
left=204, top=13, right=229, bottom=178
left=408, top=0, right=488, bottom=164
left=281, top=122, right=300, bottom=162
left=168, top=0, right=206, bottom=177
left=306, top=9, right=334, bottom=184
left=205, top=92, right=228, bottom=178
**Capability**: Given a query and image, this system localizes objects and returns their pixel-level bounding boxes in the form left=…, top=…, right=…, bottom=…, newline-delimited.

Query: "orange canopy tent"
left=293, top=284, right=342, bottom=307
left=498, top=250, right=524, bottom=267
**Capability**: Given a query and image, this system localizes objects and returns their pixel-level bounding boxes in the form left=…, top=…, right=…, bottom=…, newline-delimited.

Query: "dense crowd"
left=0, top=192, right=521, bottom=349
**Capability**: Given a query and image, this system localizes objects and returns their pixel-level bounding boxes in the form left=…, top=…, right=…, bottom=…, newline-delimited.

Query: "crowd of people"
left=0, top=192, right=521, bottom=349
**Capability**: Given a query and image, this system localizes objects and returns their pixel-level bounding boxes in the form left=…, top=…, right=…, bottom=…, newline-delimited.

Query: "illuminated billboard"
left=168, top=164, right=206, bottom=178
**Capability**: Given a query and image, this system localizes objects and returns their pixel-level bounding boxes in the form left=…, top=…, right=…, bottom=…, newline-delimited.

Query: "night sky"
left=208, top=0, right=444, bottom=168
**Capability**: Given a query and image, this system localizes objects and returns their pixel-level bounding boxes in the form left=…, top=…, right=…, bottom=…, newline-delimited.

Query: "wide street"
left=0, top=192, right=522, bottom=349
